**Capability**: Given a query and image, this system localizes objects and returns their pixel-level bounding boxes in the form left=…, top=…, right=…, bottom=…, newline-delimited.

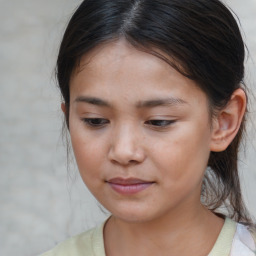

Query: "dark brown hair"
left=57, top=0, right=251, bottom=223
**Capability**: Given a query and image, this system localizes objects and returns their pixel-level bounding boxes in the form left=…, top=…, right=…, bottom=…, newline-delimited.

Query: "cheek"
left=69, top=123, right=105, bottom=180
left=71, top=137, right=106, bottom=193
left=152, top=123, right=211, bottom=183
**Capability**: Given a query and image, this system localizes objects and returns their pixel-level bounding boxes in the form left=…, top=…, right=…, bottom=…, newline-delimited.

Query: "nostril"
left=108, top=146, right=146, bottom=166
left=110, top=157, right=139, bottom=166
left=128, top=159, right=139, bottom=164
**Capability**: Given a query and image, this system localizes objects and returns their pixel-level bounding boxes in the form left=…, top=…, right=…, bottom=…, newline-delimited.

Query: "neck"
left=104, top=204, right=224, bottom=256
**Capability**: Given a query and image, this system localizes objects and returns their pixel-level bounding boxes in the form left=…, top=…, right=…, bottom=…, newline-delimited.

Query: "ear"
left=61, top=102, right=70, bottom=129
left=210, top=88, right=246, bottom=152
left=61, top=102, right=66, bottom=114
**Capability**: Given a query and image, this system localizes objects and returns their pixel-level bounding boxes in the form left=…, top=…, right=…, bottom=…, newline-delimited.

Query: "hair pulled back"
left=57, top=0, right=251, bottom=223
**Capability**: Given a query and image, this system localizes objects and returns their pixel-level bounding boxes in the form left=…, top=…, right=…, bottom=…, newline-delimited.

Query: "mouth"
left=106, top=177, right=155, bottom=195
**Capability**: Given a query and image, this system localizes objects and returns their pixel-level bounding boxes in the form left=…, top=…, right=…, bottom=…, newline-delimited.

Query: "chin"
left=106, top=205, right=163, bottom=224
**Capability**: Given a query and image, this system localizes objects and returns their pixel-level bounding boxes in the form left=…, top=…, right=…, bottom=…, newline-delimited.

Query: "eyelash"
left=81, top=118, right=109, bottom=127
left=81, top=118, right=176, bottom=128
left=145, top=120, right=176, bottom=127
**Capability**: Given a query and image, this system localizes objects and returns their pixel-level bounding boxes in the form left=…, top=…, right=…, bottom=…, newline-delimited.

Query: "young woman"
left=42, top=0, right=256, bottom=255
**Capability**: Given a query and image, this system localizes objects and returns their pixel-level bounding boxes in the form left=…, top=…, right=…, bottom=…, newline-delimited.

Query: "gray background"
left=0, top=1, right=255, bottom=255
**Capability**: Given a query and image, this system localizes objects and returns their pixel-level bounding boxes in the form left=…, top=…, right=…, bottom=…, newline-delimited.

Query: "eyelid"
left=81, top=118, right=109, bottom=128
left=145, top=119, right=176, bottom=127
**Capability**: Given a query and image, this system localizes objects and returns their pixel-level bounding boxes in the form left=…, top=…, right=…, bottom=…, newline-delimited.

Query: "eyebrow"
left=136, top=97, right=188, bottom=108
left=75, top=96, right=111, bottom=107
left=74, top=96, right=188, bottom=108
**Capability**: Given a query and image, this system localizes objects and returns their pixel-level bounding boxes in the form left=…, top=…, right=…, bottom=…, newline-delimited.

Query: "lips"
left=106, top=178, right=155, bottom=195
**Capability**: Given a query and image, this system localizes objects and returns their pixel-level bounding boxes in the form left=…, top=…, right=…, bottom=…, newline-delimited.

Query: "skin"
left=64, top=39, right=246, bottom=256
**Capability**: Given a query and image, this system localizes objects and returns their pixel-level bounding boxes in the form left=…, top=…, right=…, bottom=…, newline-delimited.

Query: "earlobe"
left=210, top=88, right=246, bottom=152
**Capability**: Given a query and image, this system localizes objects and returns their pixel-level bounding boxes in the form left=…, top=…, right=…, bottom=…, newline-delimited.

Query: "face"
left=68, top=40, right=213, bottom=223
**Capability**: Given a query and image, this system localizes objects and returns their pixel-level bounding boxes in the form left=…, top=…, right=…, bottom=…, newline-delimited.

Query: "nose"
left=108, top=124, right=146, bottom=166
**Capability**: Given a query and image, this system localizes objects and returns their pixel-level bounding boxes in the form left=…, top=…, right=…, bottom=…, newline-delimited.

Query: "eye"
left=81, top=118, right=109, bottom=127
left=145, top=120, right=176, bottom=127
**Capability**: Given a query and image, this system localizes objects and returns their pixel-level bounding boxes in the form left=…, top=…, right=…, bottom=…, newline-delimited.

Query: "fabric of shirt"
left=40, top=218, right=256, bottom=256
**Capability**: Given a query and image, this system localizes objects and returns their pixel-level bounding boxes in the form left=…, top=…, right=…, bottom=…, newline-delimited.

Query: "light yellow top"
left=41, top=223, right=105, bottom=256
left=41, top=218, right=255, bottom=256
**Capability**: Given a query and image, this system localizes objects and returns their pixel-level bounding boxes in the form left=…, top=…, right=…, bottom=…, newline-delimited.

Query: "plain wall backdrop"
left=0, top=0, right=255, bottom=255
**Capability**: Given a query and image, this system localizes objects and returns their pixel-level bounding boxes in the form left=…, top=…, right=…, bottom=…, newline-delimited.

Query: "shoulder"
left=230, top=222, right=256, bottom=256
left=40, top=222, right=105, bottom=256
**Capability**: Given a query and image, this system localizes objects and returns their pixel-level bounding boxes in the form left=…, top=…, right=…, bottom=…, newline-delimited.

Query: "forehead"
left=70, top=39, right=208, bottom=109
left=73, top=39, right=173, bottom=80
